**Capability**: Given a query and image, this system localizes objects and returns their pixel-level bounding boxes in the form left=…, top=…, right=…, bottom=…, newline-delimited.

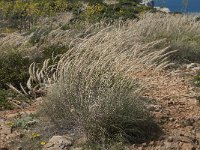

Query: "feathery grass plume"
left=4, top=12, right=200, bottom=96
left=27, top=18, right=177, bottom=94
left=1, top=13, right=200, bottom=64
left=132, top=12, right=200, bottom=63
left=40, top=19, right=167, bottom=145
left=44, top=63, right=161, bottom=144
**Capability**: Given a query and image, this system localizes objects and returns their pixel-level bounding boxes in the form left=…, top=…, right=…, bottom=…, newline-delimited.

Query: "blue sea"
left=154, top=0, right=200, bottom=13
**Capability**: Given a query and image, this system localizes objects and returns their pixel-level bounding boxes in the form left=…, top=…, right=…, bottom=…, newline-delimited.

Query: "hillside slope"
left=1, top=5, right=200, bottom=150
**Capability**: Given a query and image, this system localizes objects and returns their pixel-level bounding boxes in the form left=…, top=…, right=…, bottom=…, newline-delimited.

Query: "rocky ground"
left=1, top=63, right=200, bottom=150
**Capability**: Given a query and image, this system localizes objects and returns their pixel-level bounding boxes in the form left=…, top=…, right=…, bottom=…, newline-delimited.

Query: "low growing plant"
left=0, top=51, right=31, bottom=89
left=0, top=89, right=14, bottom=110
left=43, top=69, right=160, bottom=144
left=14, top=116, right=37, bottom=129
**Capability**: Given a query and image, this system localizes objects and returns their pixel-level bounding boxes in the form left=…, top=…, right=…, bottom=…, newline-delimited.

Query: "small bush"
left=61, top=24, right=71, bottom=31
left=0, top=89, right=14, bottom=110
left=71, top=1, right=151, bottom=23
left=0, top=51, right=31, bottom=89
left=44, top=70, right=160, bottom=144
left=42, top=45, right=68, bottom=59
left=14, top=116, right=37, bottom=129
left=194, top=70, right=200, bottom=86
left=32, top=44, right=69, bottom=72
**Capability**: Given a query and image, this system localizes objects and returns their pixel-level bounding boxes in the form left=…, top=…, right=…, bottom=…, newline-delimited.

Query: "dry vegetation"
left=2, top=11, right=200, bottom=149
left=28, top=13, right=200, bottom=92
left=133, top=13, right=200, bottom=63
left=41, top=24, right=168, bottom=144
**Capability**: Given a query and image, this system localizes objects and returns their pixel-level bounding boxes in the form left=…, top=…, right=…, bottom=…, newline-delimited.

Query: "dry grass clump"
left=132, top=13, right=200, bottom=63
left=1, top=13, right=200, bottom=64
left=40, top=22, right=167, bottom=145
left=44, top=67, right=160, bottom=144
left=7, top=12, right=199, bottom=100
left=28, top=23, right=175, bottom=96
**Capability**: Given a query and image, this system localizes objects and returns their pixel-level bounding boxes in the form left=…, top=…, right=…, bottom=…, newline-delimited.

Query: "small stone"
left=164, top=141, right=171, bottom=149
left=137, top=147, right=143, bottom=150
left=27, top=120, right=37, bottom=126
left=181, top=143, right=195, bottom=150
left=17, top=146, right=23, bottom=150
left=169, top=118, right=175, bottom=122
left=168, top=136, right=174, bottom=142
left=142, top=143, right=147, bottom=147
left=179, top=142, right=183, bottom=146
left=149, top=141, right=154, bottom=145
left=146, top=104, right=161, bottom=111
left=130, top=144, right=136, bottom=149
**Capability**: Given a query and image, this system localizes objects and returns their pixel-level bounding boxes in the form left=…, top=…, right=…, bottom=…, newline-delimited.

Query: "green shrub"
left=73, top=1, right=151, bottom=23
left=14, top=116, right=37, bottom=129
left=61, top=24, right=71, bottom=31
left=0, top=89, right=14, bottom=110
left=42, top=45, right=68, bottom=59
left=0, top=51, right=31, bottom=89
left=194, top=70, right=200, bottom=86
left=0, top=44, right=68, bottom=99
left=32, top=44, right=69, bottom=70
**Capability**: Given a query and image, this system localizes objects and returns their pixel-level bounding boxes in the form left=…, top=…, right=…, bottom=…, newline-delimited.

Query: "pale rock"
left=159, top=7, right=170, bottom=13
left=146, top=104, right=161, bottom=112
left=181, top=143, right=195, bottom=150
left=164, top=141, right=172, bottom=149
left=43, top=135, right=73, bottom=150
left=155, top=7, right=170, bottom=13
left=140, top=0, right=155, bottom=7
left=149, top=141, right=155, bottom=145
left=167, top=136, right=174, bottom=142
